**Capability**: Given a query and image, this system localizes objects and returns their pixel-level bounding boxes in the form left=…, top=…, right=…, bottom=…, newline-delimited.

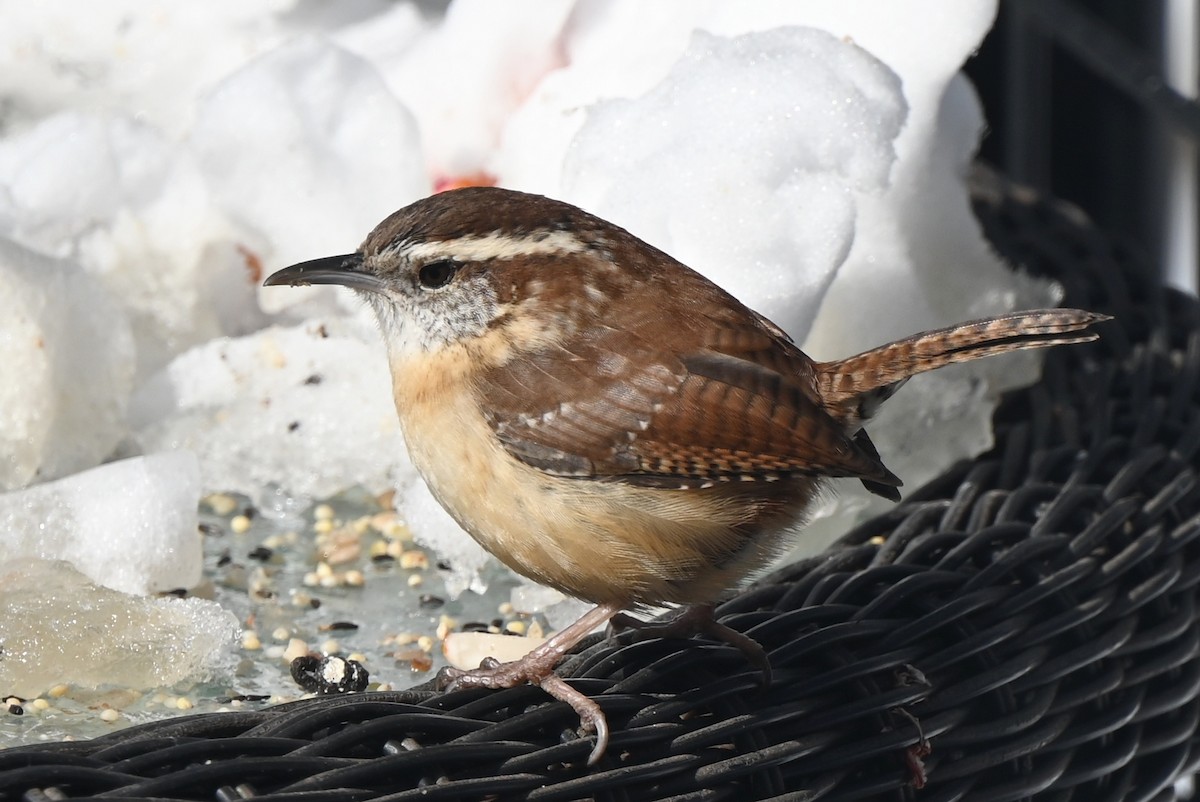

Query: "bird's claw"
left=541, top=674, right=609, bottom=765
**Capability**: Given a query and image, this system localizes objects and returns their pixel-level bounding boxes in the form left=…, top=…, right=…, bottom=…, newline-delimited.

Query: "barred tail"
left=817, top=308, right=1109, bottom=423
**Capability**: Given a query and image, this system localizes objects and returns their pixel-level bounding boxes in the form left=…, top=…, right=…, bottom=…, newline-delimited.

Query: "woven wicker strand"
left=2, top=165, right=1196, bottom=801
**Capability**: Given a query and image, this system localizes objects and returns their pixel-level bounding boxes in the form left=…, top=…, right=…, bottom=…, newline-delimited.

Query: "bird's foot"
left=437, top=651, right=556, bottom=691
left=611, top=604, right=771, bottom=687
left=435, top=602, right=620, bottom=765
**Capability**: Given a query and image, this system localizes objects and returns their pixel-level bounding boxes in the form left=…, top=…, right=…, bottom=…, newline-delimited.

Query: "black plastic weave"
left=3, top=164, right=1197, bottom=801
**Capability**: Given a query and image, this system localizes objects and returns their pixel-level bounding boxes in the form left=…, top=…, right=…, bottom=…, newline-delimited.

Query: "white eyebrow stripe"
left=402, top=230, right=590, bottom=263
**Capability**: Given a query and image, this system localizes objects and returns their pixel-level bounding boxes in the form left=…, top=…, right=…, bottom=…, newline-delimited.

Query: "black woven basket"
left=3, top=164, right=1196, bottom=802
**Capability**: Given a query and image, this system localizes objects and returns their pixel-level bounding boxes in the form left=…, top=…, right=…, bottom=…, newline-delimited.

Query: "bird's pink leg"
left=436, top=602, right=622, bottom=765
left=611, top=604, right=771, bottom=686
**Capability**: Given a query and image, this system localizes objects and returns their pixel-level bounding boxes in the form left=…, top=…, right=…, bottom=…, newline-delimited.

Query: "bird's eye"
left=417, top=259, right=461, bottom=289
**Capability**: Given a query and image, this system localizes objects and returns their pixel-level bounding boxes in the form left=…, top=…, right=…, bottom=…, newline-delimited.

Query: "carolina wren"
left=265, top=187, right=1106, bottom=764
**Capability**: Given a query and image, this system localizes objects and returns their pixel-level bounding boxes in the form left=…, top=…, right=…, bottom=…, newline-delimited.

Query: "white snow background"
left=0, top=0, right=1061, bottom=712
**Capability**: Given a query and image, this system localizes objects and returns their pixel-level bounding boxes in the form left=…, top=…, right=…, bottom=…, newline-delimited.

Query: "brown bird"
left=264, top=186, right=1106, bottom=764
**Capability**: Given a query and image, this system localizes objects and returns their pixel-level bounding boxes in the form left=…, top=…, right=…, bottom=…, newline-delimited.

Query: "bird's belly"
left=396, top=378, right=816, bottom=607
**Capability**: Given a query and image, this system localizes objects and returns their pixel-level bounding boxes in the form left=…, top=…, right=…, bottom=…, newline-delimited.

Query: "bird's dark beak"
left=263, top=253, right=384, bottom=292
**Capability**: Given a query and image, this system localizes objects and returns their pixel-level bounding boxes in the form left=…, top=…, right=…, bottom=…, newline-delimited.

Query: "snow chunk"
left=0, top=1, right=291, bottom=137
left=563, top=26, right=906, bottom=344
left=346, top=0, right=574, bottom=179
left=191, top=36, right=428, bottom=314
left=0, top=111, right=263, bottom=378
left=0, top=560, right=237, bottom=699
left=0, top=237, right=135, bottom=490
left=0, top=452, right=203, bottom=595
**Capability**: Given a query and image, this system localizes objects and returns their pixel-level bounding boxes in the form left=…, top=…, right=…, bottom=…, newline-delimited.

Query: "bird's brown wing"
left=478, top=323, right=899, bottom=489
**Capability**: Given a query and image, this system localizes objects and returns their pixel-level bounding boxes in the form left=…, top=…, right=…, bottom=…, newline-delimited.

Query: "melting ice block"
left=132, top=318, right=408, bottom=507
left=0, top=452, right=203, bottom=596
left=0, top=237, right=135, bottom=490
left=0, top=560, right=238, bottom=699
